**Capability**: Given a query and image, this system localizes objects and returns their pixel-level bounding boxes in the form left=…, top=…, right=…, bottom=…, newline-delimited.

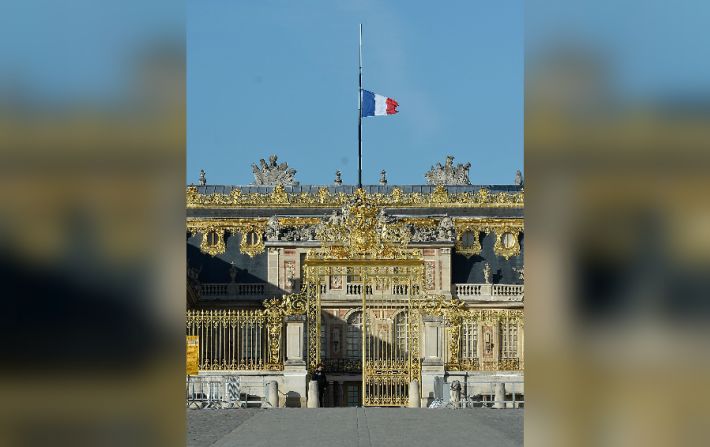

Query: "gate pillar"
left=421, top=316, right=445, bottom=407
left=284, top=315, right=307, bottom=407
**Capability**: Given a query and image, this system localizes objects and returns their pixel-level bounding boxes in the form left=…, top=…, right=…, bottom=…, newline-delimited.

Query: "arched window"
left=346, top=312, right=362, bottom=359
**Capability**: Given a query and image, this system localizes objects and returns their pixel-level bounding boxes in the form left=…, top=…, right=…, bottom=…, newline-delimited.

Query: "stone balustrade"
left=454, top=283, right=524, bottom=300
left=200, top=283, right=269, bottom=298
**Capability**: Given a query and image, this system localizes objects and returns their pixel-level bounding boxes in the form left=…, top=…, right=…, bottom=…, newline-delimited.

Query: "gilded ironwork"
left=313, top=189, right=418, bottom=260
left=187, top=219, right=267, bottom=257
left=453, top=218, right=524, bottom=259
left=454, top=224, right=482, bottom=257
left=186, top=185, right=523, bottom=209
left=415, top=296, right=524, bottom=371
left=185, top=309, right=278, bottom=371
left=199, top=228, right=226, bottom=257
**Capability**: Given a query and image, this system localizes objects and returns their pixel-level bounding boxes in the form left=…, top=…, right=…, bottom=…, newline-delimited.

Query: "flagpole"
left=358, top=23, right=363, bottom=190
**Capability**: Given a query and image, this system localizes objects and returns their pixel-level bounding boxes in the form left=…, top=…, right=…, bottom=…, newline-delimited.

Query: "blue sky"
left=187, top=0, right=524, bottom=186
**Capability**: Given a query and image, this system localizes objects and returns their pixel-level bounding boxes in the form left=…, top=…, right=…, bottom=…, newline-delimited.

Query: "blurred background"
left=526, top=0, right=710, bottom=446
left=0, top=1, right=184, bottom=446
left=1, top=0, right=709, bottom=446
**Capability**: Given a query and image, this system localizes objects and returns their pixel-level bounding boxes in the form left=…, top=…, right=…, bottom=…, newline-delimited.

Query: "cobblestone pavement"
left=187, top=408, right=523, bottom=447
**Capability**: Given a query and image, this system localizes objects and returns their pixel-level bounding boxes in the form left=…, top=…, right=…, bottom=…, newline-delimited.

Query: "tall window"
left=500, top=320, right=518, bottom=359
left=346, top=312, right=362, bottom=359
left=394, top=311, right=408, bottom=357
left=461, top=320, right=478, bottom=359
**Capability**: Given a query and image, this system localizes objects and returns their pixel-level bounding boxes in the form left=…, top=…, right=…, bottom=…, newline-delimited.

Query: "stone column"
left=283, top=316, right=307, bottom=407
left=439, top=247, right=452, bottom=295
left=420, top=316, right=445, bottom=407
left=408, top=379, right=421, bottom=408
left=265, top=380, right=279, bottom=408
left=493, top=382, right=506, bottom=409
left=307, top=380, right=320, bottom=408
left=267, top=247, right=279, bottom=291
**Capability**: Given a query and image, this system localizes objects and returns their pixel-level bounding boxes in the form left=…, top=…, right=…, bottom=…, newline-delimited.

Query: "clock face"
left=501, top=232, right=516, bottom=249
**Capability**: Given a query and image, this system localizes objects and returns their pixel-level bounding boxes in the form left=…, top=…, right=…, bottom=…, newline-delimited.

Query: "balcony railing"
left=200, top=283, right=270, bottom=298
left=454, top=283, right=524, bottom=299
left=344, top=284, right=419, bottom=296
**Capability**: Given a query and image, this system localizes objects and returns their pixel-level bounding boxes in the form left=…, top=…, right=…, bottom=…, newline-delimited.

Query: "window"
left=206, top=231, right=219, bottom=246
left=461, top=321, right=478, bottom=359
left=346, top=312, right=362, bottom=359
left=501, top=232, right=516, bottom=249
left=500, top=320, right=518, bottom=359
left=460, top=231, right=477, bottom=249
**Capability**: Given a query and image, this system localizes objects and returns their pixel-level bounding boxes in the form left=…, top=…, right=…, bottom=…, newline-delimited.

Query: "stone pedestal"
left=307, top=380, right=320, bottom=408
left=282, top=317, right=307, bottom=407
left=283, top=361, right=307, bottom=407
left=266, top=380, right=279, bottom=408
left=286, top=319, right=305, bottom=362
left=408, top=380, right=421, bottom=408
left=493, top=382, right=506, bottom=409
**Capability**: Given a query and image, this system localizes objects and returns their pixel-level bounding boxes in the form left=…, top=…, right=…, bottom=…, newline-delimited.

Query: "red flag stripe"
left=386, top=97, right=399, bottom=115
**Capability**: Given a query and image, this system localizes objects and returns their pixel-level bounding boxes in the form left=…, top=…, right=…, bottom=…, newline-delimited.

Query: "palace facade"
left=187, top=156, right=524, bottom=408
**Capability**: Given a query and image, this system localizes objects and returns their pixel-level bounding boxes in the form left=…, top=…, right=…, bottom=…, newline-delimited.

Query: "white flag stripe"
left=374, top=93, right=388, bottom=116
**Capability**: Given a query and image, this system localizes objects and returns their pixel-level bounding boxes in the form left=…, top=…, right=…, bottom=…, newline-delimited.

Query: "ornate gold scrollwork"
left=186, top=185, right=524, bottom=209
left=188, top=219, right=267, bottom=257
left=416, top=297, right=524, bottom=371
left=493, top=228, right=521, bottom=260
left=453, top=218, right=524, bottom=259
left=199, top=228, right=226, bottom=256
left=240, top=225, right=265, bottom=258
left=454, top=223, right=482, bottom=257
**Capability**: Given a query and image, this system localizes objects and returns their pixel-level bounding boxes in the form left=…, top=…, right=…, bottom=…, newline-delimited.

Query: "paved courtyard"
left=187, top=408, right=523, bottom=447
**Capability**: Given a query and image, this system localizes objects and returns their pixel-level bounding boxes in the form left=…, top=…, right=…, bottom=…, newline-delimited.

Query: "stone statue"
left=513, top=266, right=524, bottom=282
left=228, top=262, right=237, bottom=283
left=187, top=263, right=202, bottom=282
left=251, top=154, right=298, bottom=186
left=483, top=262, right=491, bottom=284
left=266, top=216, right=280, bottom=241
left=424, top=155, right=471, bottom=185
left=198, top=169, right=206, bottom=186
left=514, top=169, right=523, bottom=186
left=334, top=170, right=342, bottom=185
left=379, top=169, right=387, bottom=185
left=437, top=216, right=455, bottom=241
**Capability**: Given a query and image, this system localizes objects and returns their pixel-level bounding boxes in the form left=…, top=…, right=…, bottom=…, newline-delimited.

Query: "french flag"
left=361, top=90, right=399, bottom=117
